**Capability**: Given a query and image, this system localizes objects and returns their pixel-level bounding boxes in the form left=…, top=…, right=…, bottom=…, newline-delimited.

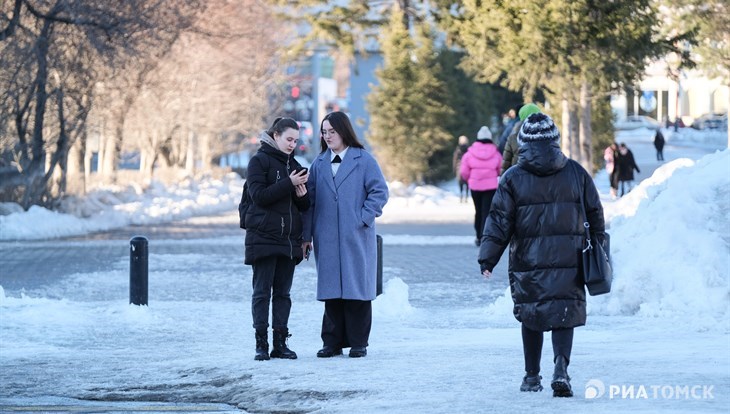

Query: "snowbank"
left=590, top=150, right=730, bottom=330
left=0, top=173, right=244, bottom=241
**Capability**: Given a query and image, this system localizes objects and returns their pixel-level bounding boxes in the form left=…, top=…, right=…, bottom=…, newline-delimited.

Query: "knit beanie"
left=518, top=103, right=541, bottom=121
left=517, top=113, right=560, bottom=146
left=476, top=126, right=492, bottom=141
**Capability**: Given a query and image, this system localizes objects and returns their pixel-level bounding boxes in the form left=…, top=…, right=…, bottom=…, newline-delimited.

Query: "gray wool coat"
left=302, top=147, right=389, bottom=301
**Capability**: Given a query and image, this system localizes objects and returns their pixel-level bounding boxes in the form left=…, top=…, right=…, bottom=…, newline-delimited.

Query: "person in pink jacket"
left=461, top=126, right=503, bottom=246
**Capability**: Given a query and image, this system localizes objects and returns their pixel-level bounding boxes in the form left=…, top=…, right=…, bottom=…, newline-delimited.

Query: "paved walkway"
left=0, top=216, right=509, bottom=308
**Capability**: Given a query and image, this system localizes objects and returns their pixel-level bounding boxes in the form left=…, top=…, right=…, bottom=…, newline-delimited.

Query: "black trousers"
left=619, top=180, right=634, bottom=196
left=321, top=299, right=372, bottom=349
left=656, top=148, right=664, bottom=161
left=471, top=189, right=497, bottom=240
left=251, top=255, right=295, bottom=331
left=521, top=324, right=574, bottom=375
left=458, top=178, right=468, bottom=197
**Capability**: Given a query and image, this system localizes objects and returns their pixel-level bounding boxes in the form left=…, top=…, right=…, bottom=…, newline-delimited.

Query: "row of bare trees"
left=1, top=0, right=289, bottom=209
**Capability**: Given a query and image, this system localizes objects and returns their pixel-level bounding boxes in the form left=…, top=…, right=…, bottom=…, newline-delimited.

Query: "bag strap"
left=571, top=161, right=592, bottom=253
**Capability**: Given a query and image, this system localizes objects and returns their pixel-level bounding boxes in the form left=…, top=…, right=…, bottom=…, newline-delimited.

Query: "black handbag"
left=581, top=224, right=612, bottom=295
left=575, top=164, right=613, bottom=296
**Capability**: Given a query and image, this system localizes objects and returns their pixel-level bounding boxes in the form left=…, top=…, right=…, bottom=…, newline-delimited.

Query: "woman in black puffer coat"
left=479, top=113, right=606, bottom=398
left=244, top=117, right=310, bottom=362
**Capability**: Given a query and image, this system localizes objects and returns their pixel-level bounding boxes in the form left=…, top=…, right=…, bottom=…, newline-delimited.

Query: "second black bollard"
left=129, top=236, right=148, bottom=306
left=376, top=234, right=383, bottom=296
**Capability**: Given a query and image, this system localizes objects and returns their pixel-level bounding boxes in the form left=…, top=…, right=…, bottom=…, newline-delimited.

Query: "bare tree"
left=0, top=0, right=202, bottom=207
left=120, top=0, right=288, bottom=180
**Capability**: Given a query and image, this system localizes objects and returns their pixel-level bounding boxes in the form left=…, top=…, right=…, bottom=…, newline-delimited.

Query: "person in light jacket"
left=479, top=113, right=606, bottom=398
left=245, top=117, right=310, bottom=361
left=460, top=126, right=502, bottom=246
left=603, top=142, right=619, bottom=199
left=302, top=111, right=389, bottom=358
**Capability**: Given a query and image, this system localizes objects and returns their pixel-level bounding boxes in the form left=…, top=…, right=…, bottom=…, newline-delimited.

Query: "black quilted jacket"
left=244, top=143, right=310, bottom=265
left=479, top=140, right=605, bottom=331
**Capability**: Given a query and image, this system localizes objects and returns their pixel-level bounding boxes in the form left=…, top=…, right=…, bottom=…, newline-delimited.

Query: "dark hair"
left=266, top=117, right=299, bottom=138
left=319, top=111, right=364, bottom=153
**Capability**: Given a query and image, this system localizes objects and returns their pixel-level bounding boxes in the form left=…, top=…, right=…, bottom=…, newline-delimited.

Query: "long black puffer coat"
left=616, top=148, right=640, bottom=182
left=244, top=141, right=310, bottom=265
left=478, top=140, right=605, bottom=332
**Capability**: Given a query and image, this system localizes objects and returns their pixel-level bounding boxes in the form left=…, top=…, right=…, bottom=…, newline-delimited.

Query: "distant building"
left=611, top=59, right=729, bottom=126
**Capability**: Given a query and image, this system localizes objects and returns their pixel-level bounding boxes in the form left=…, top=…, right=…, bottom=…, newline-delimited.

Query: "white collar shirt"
left=331, top=147, right=349, bottom=176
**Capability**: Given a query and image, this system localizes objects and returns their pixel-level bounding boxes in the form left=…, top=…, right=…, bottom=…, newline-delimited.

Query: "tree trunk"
left=22, top=20, right=52, bottom=208
left=101, top=129, right=116, bottom=179
left=569, top=104, right=580, bottom=163
left=185, top=129, right=195, bottom=174
left=83, top=129, right=92, bottom=194
left=200, top=133, right=211, bottom=171
left=561, top=98, right=571, bottom=158
left=579, top=81, right=593, bottom=173
left=53, top=89, right=70, bottom=196
left=67, top=140, right=81, bottom=188
left=560, top=97, right=581, bottom=161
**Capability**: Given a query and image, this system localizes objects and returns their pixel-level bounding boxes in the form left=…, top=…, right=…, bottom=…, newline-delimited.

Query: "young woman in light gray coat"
left=302, top=111, right=389, bottom=358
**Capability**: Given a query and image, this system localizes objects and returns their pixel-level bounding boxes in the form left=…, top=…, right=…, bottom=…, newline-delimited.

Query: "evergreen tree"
left=450, top=0, right=683, bottom=172
left=591, top=97, right=615, bottom=172
left=367, top=7, right=453, bottom=184
left=660, top=0, right=728, bottom=81
left=428, top=49, right=521, bottom=182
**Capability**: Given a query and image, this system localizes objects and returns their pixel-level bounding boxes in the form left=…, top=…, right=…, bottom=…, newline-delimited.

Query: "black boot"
left=254, top=330, right=270, bottom=361
left=270, top=328, right=297, bottom=359
left=551, top=355, right=573, bottom=397
left=317, top=346, right=343, bottom=358
left=520, top=372, right=543, bottom=392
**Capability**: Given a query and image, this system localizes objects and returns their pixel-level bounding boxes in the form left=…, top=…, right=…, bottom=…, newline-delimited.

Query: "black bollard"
left=376, top=234, right=383, bottom=296
left=129, top=236, right=148, bottom=306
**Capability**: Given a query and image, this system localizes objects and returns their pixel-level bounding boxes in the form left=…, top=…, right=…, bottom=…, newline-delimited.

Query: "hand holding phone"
left=290, top=168, right=308, bottom=186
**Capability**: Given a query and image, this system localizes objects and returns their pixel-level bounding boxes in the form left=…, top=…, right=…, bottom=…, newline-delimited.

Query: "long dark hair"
left=319, top=111, right=364, bottom=154
left=266, top=117, right=299, bottom=138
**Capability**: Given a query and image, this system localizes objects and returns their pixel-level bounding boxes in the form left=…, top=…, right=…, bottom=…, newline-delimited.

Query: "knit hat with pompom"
left=517, top=112, right=560, bottom=146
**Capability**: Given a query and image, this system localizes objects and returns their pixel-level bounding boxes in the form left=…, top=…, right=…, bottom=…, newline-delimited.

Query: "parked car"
left=691, top=113, right=728, bottom=131
left=614, top=115, right=661, bottom=131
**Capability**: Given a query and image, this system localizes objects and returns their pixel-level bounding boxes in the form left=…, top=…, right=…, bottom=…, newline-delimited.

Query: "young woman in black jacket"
left=244, top=117, right=310, bottom=361
left=479, top=113, right=606, bottom=397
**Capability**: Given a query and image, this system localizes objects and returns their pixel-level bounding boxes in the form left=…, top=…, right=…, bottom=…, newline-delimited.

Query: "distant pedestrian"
left=302, top=111, right=389, bottom=359
left=244, top=117, right=310, bottom=361
left=500, top=103, right=542, bottom=176
left=603, top=142, right=619, bottom=199
left=479, top=113, right=606, bottom=398
left=461, top=126, right=502, bottom=246
left=653, top=129, right=665, bottom=161
left=453, top=135, right=471, bottom=202
left=497, top=106, right=520, bottom=154
left=616, top=142, right=640, bottom=196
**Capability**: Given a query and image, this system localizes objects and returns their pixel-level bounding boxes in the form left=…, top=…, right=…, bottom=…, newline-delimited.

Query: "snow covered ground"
left=0, top=128, right=728, bottom=413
